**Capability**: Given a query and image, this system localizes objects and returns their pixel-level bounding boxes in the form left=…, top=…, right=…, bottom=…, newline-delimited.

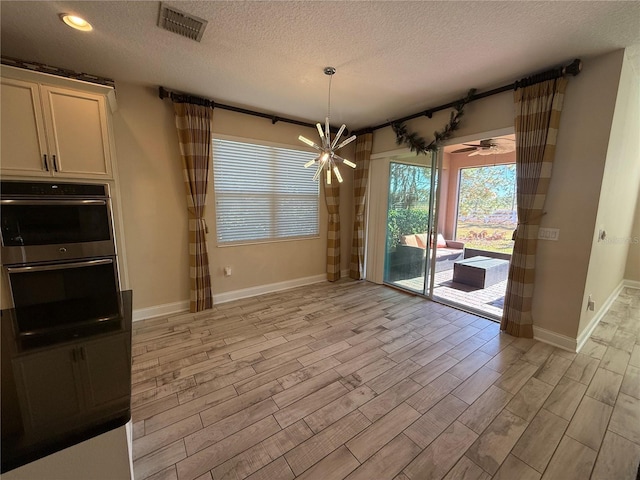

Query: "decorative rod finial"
left=564, top=59, right=582, bottom=77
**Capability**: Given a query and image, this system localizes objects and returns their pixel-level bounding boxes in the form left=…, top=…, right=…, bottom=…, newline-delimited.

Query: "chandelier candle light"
left=299, top=67, right=357, bottom=184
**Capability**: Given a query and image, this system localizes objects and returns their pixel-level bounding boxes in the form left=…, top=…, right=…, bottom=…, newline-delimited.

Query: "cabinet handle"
left=43, top=154, right=49, bottom=172
left=52, top=155, right=59, bottom=172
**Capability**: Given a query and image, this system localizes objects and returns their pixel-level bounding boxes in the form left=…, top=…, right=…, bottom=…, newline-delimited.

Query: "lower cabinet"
left=12, top=346, right=84, bottom=433
left=80, top=334, right=131, bottom=412
left=12, top=332, right=130, bottom=437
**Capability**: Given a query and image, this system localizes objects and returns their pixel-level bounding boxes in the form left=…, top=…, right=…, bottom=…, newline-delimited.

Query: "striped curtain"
left=501, top=78, right=568, bottom=337
left=173, top=103, right=214, bottom=312
left=350, top=133, right=373, bottom=280
left=323, top=179, right=341, bottom=282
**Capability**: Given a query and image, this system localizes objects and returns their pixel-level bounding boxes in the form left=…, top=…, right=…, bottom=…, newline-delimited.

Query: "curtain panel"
left=173, top=103, right=214, bottom=312
left=350, top=133, right=373, bottom=280
left=501, top=78, right=568, bottom=337
left=323, top=180, right=341, bottom=282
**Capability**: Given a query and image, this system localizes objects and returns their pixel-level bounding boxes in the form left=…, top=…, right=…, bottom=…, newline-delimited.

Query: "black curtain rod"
left=354, top=58, right=582, bottom=135
left=158, top=86, right=321, bottom=130
left=159, top=58, right=581, bottom=137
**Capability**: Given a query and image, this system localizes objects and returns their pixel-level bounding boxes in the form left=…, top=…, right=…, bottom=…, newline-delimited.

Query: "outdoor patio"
left=393, top=266, right=507, bottom=318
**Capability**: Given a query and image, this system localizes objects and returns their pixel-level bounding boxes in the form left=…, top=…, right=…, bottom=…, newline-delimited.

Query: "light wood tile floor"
left=131, top=281, right=640, bottom=480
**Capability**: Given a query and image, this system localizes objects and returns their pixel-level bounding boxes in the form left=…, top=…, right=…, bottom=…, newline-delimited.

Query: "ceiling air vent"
left=158, top=4, right=208, bottom=42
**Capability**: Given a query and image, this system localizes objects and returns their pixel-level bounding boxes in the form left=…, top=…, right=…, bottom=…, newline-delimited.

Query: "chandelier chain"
left=327, top=74, right=332, bottom=121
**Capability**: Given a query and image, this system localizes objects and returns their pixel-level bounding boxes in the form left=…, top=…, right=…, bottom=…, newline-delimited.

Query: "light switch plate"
left=538, top=228, right=560, bottom=241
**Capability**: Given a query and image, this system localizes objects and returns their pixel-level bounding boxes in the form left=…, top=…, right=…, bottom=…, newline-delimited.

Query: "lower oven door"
left=6, top=258, right=121, bottom=349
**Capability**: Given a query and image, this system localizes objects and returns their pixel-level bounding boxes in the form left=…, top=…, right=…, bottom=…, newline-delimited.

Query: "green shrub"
left=387, top=208, right=430, bottom=247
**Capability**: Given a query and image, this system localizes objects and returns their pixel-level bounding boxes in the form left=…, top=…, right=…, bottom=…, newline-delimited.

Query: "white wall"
left=580, top=50, right=640, bottom=336
left=112, top=83, right=354, bottom=312
left=368, top=50, right=627, bottom=342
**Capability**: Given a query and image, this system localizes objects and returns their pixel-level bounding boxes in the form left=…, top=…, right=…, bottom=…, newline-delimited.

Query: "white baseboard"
left=212, top=273, right=327, bottom=305
left=132, top=300, right=189, bottom=322
left=575, top=280, right=626, bottom=353
left=534, top=278, right=638, bottom=353
left=623, top=279, right=640, bottom=289
left=533, top=326, right=577, bottom=352
left=132, top=272, right=346, bottom=321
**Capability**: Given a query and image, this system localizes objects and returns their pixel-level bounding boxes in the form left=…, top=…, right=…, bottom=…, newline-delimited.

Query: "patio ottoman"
left=453, top=256, right=510, bottom=288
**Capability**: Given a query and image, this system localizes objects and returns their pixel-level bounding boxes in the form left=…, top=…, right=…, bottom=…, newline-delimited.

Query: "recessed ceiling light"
left=60, top=14, right=93, bottom=31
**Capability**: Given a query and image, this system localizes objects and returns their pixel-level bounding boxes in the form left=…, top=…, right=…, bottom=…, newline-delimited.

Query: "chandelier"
left=299, top=67, right=357, bottom=184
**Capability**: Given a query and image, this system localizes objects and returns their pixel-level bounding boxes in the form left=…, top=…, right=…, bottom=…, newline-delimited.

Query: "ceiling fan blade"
left=462, top=143, right=483, bottom=147
left=451, top=147, right=478, bottom=154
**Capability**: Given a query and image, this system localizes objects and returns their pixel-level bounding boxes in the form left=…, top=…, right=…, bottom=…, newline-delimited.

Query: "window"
left=213, top=137, right=319, bottom=244
left=455, top=164, right=516, bottom=254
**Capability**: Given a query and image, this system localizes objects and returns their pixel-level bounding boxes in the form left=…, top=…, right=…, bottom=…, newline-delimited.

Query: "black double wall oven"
left=1, top=181, right=132, bottom=473
left=1, top=181, right=121, bottom=347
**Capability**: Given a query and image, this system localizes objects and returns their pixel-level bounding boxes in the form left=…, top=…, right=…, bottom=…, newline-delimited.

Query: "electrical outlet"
left=587, top=295, right=595, bottom=311
left=538, top=228, right=560, bottom=241
left=223, top=266, right=232, bottom=277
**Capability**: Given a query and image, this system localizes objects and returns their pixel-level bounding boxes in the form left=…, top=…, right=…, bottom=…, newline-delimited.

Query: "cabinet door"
left=13, top=346, right=84, bottom=434
left=41, top=86, right=113, bottom=178
left=0, top=78, right=50, bottom=176
left=79, top=333, right=131, bottom=411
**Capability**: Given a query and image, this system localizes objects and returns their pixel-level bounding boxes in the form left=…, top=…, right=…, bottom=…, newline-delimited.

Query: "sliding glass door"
left=383, top=154, right=438, bottom=295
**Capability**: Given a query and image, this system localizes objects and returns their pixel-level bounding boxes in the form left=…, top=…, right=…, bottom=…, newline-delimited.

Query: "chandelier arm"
left=312, top=163, right=324, bottom=181
left=325, top=118, right=330, bottom=148
left=331, top=124, right=346, bottom=149
left=333, top=165, right=343, bottom=183
left=298, top=135, right=322, bottom=151
left=334, top=134, right=357, bottom=151
left=316, top=123, right=326, bottom=146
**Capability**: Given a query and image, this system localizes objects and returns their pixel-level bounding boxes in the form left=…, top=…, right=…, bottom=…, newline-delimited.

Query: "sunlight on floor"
left=393, top=269, right=506, bottom=318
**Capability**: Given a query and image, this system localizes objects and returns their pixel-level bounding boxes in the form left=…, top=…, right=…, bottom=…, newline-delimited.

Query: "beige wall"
left=369, top=50, right=627, bottom=340
left=580, top=50, right=640, bottom=336
left=625, top=193, right=640, bottom=282
left=113, top=83, right=353, bottom=311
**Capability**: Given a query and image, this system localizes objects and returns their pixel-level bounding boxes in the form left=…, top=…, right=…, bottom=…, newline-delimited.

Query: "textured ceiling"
left=1, top=1, right=639, bottom=129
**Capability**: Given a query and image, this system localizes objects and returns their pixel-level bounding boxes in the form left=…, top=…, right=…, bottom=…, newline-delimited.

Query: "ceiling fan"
left=451, top=138, right=515, bottom=156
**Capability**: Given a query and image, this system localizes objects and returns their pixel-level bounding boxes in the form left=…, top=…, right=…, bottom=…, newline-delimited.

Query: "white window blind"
left=213, top=138, right=319, bottom=244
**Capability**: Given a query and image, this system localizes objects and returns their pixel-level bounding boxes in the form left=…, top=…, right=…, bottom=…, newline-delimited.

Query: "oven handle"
left=6, top=258, right=113, bottom=273
left=0, top=199, right=107, bottom=206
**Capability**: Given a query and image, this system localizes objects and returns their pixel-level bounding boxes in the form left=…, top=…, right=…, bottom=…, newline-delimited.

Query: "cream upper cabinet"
left=0, top=78, right=50, bottom=176
left=1, top=70, right=114, bottom=179
left=40, top=86, right=112, bottom=178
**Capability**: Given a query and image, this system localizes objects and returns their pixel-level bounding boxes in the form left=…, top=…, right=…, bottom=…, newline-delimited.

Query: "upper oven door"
left=0, top=199, right=115, bottom=264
